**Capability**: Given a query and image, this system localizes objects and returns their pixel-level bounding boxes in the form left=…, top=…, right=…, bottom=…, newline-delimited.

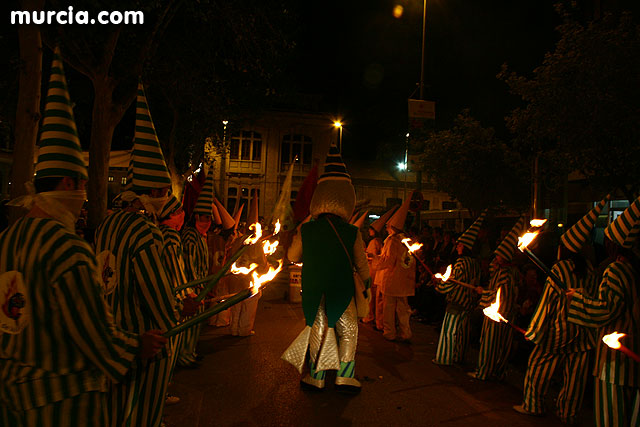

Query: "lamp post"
left=420, top=0, right=427, bottom=100
left=333, top=121, right=343, bottom=152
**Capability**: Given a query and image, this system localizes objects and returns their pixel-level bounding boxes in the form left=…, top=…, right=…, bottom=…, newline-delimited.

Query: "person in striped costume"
left=470, top=216, right=525, bottom=381
left=178, top=167, right=215, bottom=367
left=283, top=144, right=370, bottom=394
left=514, top=196, right=608, bottom=423
left=95, top=82, right=181, bottom=427
left=567, top=196, right=640, bottom=427
left=378, top=196, right=416, bottom=342
left=0, top=52, right=166, bottom=427
left=433, top=211, right=485, bottom=366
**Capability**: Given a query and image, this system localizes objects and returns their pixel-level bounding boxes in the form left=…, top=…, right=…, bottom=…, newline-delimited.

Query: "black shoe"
left=195, top=354, right=204, bottom=361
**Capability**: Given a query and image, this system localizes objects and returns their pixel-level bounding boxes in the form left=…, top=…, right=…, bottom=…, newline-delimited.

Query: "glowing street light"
left=333, top=121, right=343, bottom=152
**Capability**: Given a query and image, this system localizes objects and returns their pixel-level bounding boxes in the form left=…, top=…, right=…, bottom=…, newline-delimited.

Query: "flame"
left=602, top=332, right=626, bottom=349
left=435, top=264, right=452, bottom=282
left=262, top=239, right=279, bottom=256
left=530, top=219, right=547, bottom=228
left=274, top=220, right=281, bottom=235
left=230, top=262, right=259, bottom=275
left=250, top=259, right=284, bottom=294
left=483, top=287, right=508, bottom=324
left=518, top=231, right=540, bottom=252
left=401, top=238, right=423, bottom=253
left=244, top=222, right=263, bottom=245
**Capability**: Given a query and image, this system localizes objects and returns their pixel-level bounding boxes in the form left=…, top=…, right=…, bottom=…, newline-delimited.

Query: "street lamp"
left=398, top=133, right=410, bottom=201
left=333, top=121, right=343, bottom=152
left=420, top=0, right=427, bottom=100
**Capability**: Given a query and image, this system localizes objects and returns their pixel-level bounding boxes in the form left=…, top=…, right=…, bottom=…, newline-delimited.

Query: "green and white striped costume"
left=475, top=265, right=519, bottom=380
left=568, top=260, right=639, bottom=427
left=178, top=226, right=209, bottom=366
left=95, top=211, right=179, bottom=427
left=0, top=218, right=140, bottom=426
left=434, top=256, right=481, bottom=365
left=522, top=259, right=598, bottom=422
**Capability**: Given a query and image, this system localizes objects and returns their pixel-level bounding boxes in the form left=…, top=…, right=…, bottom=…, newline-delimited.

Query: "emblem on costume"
left=96, top=250, right=118, bottom=295
left=0, top=271, right=29, bottom=334
left=401, top=252, right=413, bottom=269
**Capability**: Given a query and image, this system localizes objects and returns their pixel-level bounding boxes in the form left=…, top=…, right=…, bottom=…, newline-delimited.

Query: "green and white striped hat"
left=561, top=194, right=610, bottom=253
left=131, top=82, right=171, bottom=191
left=605, top=195, right=640, bottom=248
left=494, top=216, right=526, bottom=262
left=318, top=144, right=351, bottom=183
left=124, top=154, right=134, bottom=191
left=160, top=194, right=182, bottom=219
left=34, top=47, right=88, bottom=181
left=457, top=209, right=487, bottom=251
left=193, top=167, right=215, bottom=216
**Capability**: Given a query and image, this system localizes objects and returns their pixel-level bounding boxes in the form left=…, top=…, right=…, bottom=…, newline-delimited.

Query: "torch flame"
left=262, top=239, right=279, bottom=256
left=602, top=332, right=626, bottom=349
left=530, top=219, right=547, bottom=228
left=230, top=262, right=259, bottom=275
left=244, top=222, right=263, bottom=245
left=434, top=264, right=452, bottom=282
left=518, top=231, right=540, bottom=252
left=250, top=259, right=284, bottom=294
left=274, top=220, right=281, bottom=235
left=483, top=287, right=508, bottom=324
left=401, top=238, right=423, bottom=253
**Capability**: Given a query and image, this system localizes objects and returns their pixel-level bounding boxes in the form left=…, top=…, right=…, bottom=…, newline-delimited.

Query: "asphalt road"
left=164, top=277, right=592, bottom=426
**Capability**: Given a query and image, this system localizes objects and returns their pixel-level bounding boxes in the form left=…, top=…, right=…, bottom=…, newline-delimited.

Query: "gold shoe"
left=300, top=374, right=324, bottom=391
left=335, top=376, right=361, bottom=394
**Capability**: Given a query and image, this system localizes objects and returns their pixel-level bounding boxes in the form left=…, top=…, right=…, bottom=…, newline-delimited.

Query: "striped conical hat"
left=213, top=197, right=235, bottom=230
left=233, top=203, right=244, bottom=231
left=353, top=210, right=369, bottom=229
left=387, top=195, right=412, bottom=230
left=371, top=205, right=398, bottom=233
left=605, top=196, right=640, bottom=248
left=318, top=144, right=351, bottom=183
left=131, top=82, right=171, bottom=191
left=160, top=194, right=182, bottom=219
left=561, top=194, right=610, bottom=253
left=457, top=210, right=487, bottom=250
left=34, top=47, right=88, bottom=181
left=494, top=216, right=526, bottom=262
left=193, top=168, right=214, bottom=216
left=248, top=190, right=259, bottom=225
left=123, top=154, right=134, bottom=191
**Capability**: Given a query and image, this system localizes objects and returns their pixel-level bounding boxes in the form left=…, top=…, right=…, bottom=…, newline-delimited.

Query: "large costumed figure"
left=567, top=196, right=640, bottom=427
left=282, top=144, right=370, bottom=393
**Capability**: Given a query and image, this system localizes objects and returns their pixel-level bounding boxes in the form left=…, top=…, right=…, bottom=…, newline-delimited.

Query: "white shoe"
left=165, top=394, right=180, bottom=406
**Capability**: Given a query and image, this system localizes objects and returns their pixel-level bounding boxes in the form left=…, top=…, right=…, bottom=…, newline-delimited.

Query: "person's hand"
left=475, top=286, right=484, bottom=295
left=181, top=296, right=201, bottom=318
left=139, top=330, right=168, bottom=359
left=566, top=288, right=576, bottom=303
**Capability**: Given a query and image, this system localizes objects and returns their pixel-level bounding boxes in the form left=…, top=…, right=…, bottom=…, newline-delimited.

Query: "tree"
left=500, top=8, right=640, bottom=202
left=415, top=110, right=529, bottom=213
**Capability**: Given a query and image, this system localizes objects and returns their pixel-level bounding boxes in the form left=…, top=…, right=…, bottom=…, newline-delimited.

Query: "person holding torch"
left=566, top=196, right=640, bottom=427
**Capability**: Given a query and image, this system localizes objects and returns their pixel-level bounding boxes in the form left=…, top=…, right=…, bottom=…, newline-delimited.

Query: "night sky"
left=290, top=0, right=560, bottom=162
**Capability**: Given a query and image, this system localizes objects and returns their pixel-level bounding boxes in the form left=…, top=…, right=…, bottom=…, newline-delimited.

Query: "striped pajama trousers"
left=177, top=305, right=205, bottom=366
left=434, top=310, right=470, bottom=365
left=1, top=391, right=107, bottom=427
left=522, top=345, right=590, bottom=423
left=594, top=379, right=640, bottom=427
left=475, top=317, right=513, bottom=380
left=108, top=356, right=173, bottom=427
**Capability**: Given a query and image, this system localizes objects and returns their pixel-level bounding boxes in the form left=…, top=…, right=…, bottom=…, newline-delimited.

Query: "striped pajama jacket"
left=568, top=260, right=639, bottom=427
left=0, top=217, right=140, bottom=426
left=434, top=256, right=481, bottom=365
left=95, top=211, right=179, bottom=427
left=522, top=259, right=598, bottom=423
left=475, top=265, right=519, bottom=380
left=178, top=226, right=209, bottom=365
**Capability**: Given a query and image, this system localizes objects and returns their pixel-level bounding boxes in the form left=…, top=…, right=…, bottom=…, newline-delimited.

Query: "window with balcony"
left=281, top=134, right=312, bottom=168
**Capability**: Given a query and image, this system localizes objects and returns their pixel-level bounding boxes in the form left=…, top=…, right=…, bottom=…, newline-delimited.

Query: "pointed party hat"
left=561, top=194, right=610, bottom=253
left=159, top=194, right=182, bottom=219
left=317, top=144, right=351, bottom=183
left=310, top=143, right=355, bottom=221
left=494, top=216, right=526, bottom=262
left=193, top=167, right=214, bottom=216
left=386, top=194, right=412, bottom=230
left=123, top=153, right=134, bottom=191
left=457, top=209, right=487, bottom=250
left=371, top=205, right=398, bottom=233
left=353, top=210, right=369, bottom=229
left=248, top=190, right=259, bottom=225
left=131, top=82, right=171, bottom=191
left=213, top=197, right=236, bottom=230
left=35, top=47, right=88, bottom=181
left=233, top=203, right=245, bottom=231
left=211, top=201, right=222, bottom=225
left=605, top=196, right=640, bottom=248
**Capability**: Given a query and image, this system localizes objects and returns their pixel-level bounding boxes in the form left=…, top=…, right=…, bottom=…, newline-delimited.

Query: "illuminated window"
left=121, top=177, right=127, bottom=185
left=281, top=134, right=312, bottom=167
left=230, top=131, right=262, bottom=161
left=108, top=176, right=114, bottom=182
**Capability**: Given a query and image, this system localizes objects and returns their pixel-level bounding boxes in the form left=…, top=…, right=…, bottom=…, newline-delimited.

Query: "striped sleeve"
left=525, top=280, right=555, bottom=345
left=53, top=264, right=139, bottom=383
left=568, top=264, right=626, bottom=328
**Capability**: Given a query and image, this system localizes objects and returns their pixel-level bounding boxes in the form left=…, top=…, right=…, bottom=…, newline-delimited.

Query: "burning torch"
left=517, top=219, right=568, bottom=292
left=401, top=238, right=433, bottom=276
left=434, top=264, right=480, bottom=292
left=602, top=332, right=640, bottom=362
left=482, top=287, right=526, bottom=335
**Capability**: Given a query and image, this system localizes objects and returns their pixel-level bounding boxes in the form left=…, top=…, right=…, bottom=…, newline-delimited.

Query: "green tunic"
left=301, top=217, right=357, bottom=327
